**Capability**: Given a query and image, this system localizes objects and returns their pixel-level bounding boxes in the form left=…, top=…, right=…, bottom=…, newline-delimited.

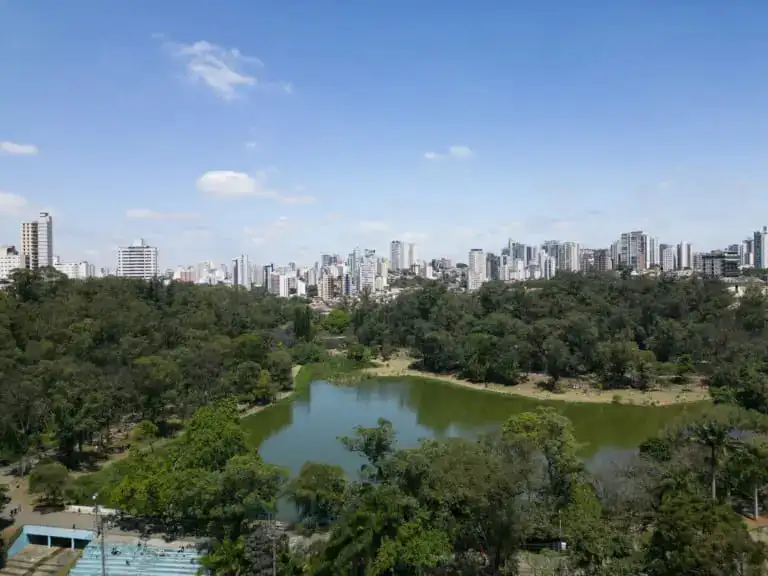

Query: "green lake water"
left=242, top=377, right=705, bottom=519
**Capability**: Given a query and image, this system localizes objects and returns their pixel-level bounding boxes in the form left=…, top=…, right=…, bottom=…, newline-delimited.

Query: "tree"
left=29, top=461, right=69, bottom=507
left=0, top=483, right=10, bottom=510
left=643, top=489, right=767, bottom=575
left=293, top=306, right=313, bottom=342
left=322, top=309, right=350, bottom=335
left=684, top=406, right=743, bottom=501
left=129, top=420, right=159, bottom=453
left=207, top=453, right=288, bottom=539
left=243, top=523, right=290, bottom=576
left=288, top=462, right=347, bottom=527
left=728, top=435, right=768, bottom=520
left=200, top=538, right=247, bottom=576
left=340, top=418, right=396, bottom=482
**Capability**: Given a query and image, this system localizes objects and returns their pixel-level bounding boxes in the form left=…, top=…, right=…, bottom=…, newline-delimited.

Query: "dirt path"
left=364, top=358, right=709, bottom=405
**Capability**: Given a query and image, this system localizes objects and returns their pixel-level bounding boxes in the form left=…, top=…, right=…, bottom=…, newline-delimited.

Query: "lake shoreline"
left=362, top=358, right=710, bottom=406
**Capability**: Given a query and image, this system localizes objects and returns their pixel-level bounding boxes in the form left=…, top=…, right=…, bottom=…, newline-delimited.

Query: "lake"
left=242, top=377, right=703, bottom=519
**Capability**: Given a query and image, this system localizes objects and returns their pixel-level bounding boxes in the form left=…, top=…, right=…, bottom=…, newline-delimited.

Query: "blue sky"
left=0, top=0, right=766, bottom=268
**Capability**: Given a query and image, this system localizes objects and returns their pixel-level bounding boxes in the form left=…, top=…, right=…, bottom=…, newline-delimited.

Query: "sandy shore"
left=363, top=358, right=710, bottom=405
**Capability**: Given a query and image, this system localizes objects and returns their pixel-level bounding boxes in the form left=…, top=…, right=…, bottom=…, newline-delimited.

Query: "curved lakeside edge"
left=361, top=358, right=710, bottom=406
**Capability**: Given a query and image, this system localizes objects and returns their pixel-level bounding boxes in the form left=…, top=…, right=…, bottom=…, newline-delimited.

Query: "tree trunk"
left=754, top=484, right=760, bottom=521
left=711, top=445, right=717, bottom=501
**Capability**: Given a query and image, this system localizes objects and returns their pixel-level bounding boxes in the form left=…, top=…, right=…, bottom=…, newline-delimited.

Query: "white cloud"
left=0, top=191, right=28, bottom=214
left=244, top=141, right=258, bottom=149
left=448, top=145, right=473, bottom=159
left=197, top=170, right=275, bottom=198
left=357, top=220, right=389, bottom=232
left=168, top=40, right=292, bottom=101
left=196, top=170, right=316, bottom=204
left=125, top=208, right=198, bottom=220
left=0, top=141, right=39, bottom=156
left=423, top=145, right=473, bottom=160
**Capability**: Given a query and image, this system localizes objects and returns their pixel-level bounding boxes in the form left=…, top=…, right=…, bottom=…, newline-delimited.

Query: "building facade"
left=117, top=239, right=158, bottom=280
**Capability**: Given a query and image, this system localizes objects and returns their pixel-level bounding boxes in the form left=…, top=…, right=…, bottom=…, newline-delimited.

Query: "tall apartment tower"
left=390, top=240, right=404, bottom=270
left=116, top=239, right=158, bottom=280
left=467, top=248, right=486, bottom=291
left=20, top=212, right=53, bottom=270
left=676, top=241, right=693, bottom=270
left=619, top=231, right=647, bottom=272
left=753, top=228, right=768, bottom=269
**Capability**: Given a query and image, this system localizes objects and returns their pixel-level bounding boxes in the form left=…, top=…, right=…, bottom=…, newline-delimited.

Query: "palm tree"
left=686, top=406, right=742, bottom=501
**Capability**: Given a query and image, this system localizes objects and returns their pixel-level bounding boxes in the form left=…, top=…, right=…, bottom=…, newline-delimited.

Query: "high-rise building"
left=117, top=239, right=158, bottom=280
left=660, top=244, right=676, bottom=272
left=594, top=249, right=613, bottom=273
left=676, top=241, right=693, bottom=270
left=467, top=249, right=486, bottom=291
left=647, top=236, right=660, bottom=268
left=486, top=252, right=501, bottom=281
left=20, top=212, right=53, bottom=270
left=754, top=228, right=768, bottom=269
left=406, top=243, right=417, bottom=269
left=619, top=231, right=647, bottom=271
left=233, top=254, right=251, bottom=287
left=390, top=240, right=404, bottom=271
left=557, top=242, right=581, bottom=272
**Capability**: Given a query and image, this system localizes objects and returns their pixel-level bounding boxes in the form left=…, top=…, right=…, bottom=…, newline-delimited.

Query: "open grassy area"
left=363, top=358, right=710, bottom=406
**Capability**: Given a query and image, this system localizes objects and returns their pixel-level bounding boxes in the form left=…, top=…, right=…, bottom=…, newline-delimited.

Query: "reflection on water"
left=241, top=378, right=705, bottom=519
left=243, top=377, right=703, bottom=470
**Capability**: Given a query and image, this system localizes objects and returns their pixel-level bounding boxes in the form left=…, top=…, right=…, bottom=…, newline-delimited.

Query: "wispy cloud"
left=0, top=191, right=28, bottom=215
left=423, top=145, right=474, bottom=161
left=166, top=40, right=292, bottom=101
left=0, top=141, right=39, bottom=156
left=125, top=208, right=198, bottom=221
left=196, top=170, right=316, bottom=204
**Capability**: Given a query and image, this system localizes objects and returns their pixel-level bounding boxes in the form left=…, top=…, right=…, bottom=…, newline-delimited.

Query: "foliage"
left=0, top=273, right=308, bottom=469
left=29, top=461, right=69, bottom=506
left=351, top=274, right=761, bottom=395
left=110, top=401, right=287, bottom=538
left=0, top=483, right=9, bottom=510
left=644, top=489, right=767, bottom=575
left=288, top=462, right=347, bottom=527
left=322, top=309, right=351, bottom=335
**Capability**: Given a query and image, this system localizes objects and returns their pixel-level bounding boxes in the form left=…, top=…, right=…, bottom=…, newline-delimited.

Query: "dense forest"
left=4, top=271, right=768, bottom=573
left=355, top=273, right=768, bottom=408
left=0, top=269, right=316, bottom=469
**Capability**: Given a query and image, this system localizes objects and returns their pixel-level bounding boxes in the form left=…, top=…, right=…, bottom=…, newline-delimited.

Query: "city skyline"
left=1, top=1, right=767, bottom=268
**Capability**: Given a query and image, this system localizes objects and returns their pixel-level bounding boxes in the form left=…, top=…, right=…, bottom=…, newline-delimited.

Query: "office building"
left=116, top=239, right=158, bottom=280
